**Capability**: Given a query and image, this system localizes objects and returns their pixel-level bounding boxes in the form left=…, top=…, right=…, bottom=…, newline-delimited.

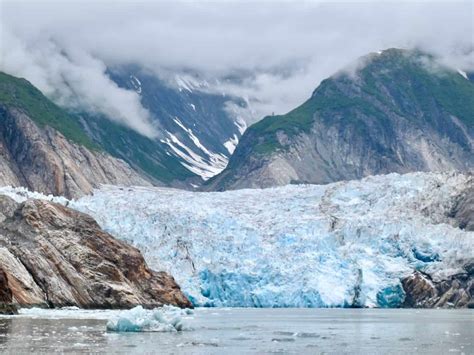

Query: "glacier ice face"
left=106, top=305, right=192, bottom=332
left=2, top=172, right=472, bottom=308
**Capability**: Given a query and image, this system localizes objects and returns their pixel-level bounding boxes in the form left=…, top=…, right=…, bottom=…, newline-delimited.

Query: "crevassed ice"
left=1, top=172, right=472, bottom=308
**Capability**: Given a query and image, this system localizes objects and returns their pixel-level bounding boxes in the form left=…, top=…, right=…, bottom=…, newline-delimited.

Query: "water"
left=0, top=308, right=472, bottom=354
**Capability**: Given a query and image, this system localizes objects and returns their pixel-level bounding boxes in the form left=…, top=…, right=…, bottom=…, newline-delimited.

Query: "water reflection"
left=0, top=318, right=107, bottom=353
left=0, top=319, right=11, bottom=345
left=0, top=309, right=472, bottom=354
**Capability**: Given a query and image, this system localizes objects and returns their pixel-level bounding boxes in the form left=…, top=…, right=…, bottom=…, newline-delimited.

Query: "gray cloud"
left=1, top=26, right=158, bottom=137
left=1, top=1, right=472, bottom=130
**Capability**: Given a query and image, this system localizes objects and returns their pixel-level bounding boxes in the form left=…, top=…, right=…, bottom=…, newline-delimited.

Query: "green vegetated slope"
left=207, top=48, right=474, bottom=189
left=0, top=71, right=196, bottom=184
left=78, top=113, right=196, bottom=183
left=247, top=49, right=474, bottom=155
left=0, top=72, right=97, bottom=150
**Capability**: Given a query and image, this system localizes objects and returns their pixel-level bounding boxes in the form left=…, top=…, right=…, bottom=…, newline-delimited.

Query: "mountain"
left=75, top=113, right=198, bottom=188
left=206, top=49, right=474, bottom=190
left=105, top=66, right=247, bottom=181
left=0, top=67, right=249, bottom=196
left=0, top=72, right=150, bottom=198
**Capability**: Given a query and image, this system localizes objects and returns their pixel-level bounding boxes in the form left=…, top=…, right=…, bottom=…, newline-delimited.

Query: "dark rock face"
left=0, top=106, right=150, bottom=199
left=450, top=187, right=474, bottom=231
left=0, top=269, right=11, bottom=303
left=0, top=268, right=16, bottom=314
left=0, top=195, right=192, bottom=309
left=402, top=264, right=473, bottom=308
left=207, top=49, right=474, bottom=191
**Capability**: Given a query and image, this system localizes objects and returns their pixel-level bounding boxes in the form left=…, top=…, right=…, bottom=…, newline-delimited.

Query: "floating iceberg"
left=106, top=305, right=192, bottom=332
left=2, top=172, right=472, bottom=308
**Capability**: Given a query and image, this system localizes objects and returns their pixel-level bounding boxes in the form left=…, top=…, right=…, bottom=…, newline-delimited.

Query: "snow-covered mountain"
left=106, top=66, right=248, bottom=180
left=4, top=172, right=471, bottom=308
left=0, top=69, right=250, bottom=195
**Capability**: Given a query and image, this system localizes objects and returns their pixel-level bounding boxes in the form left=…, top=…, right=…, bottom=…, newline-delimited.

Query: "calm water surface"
left=0, top=308, right=472, bottom=354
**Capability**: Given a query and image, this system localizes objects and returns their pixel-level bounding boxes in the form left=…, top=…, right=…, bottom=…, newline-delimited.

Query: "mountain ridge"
left=0, top=71, right=156, bottom=198
left=206, top=48, right=474, bottom=191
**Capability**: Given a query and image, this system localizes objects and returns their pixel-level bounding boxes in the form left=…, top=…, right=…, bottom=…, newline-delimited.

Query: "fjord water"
left=0, top=309, right=472, bottom=354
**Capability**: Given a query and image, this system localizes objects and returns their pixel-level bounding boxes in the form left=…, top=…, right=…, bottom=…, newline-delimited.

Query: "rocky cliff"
left=402, top=263, right=473, bottom=308
left=207, top=49, right=474, bottom=190
left=0, top=106, right=150, bottom=198
left=0, top=72, right=151, bottom=198
left=0, top=68, right=248, bottom=193
left=450, top=187, right=474, bottom=231
left=0, top=195, right=192, bottom=311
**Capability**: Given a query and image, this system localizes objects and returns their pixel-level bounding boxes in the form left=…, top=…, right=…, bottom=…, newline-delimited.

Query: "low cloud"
left=2, top=26, right=157, bottom=138
left=1, top=1, right=472, bottom=130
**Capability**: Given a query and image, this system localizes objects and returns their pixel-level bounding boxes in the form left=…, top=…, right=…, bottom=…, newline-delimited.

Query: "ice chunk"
left=106, top=306, right=192, bottom=332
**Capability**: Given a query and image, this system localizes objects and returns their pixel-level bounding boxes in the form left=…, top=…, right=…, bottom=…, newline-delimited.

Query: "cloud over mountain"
left=1, top=1, right=472, bottom=130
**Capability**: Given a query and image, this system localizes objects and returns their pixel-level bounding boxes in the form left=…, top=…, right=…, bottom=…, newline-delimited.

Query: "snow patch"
left=457, top=69, right=468, bottom=80
left=235, top=117, right=247, bottom=134
left=162, top=117, right=229, bottom=179
left=175, top=75, right=209, bottom=93
left=129, top=75, right=142, bottom=94
left=223, top=134, right=239, bottom=154
left=162, top=129, right=227, bottom=180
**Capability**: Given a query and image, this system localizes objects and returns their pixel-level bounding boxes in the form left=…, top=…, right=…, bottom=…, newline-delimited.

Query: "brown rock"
left=0, top=268, right=16, bottom=314
left=0, top=195, right=192, bottom=309
left=402, top=265, right=473, bottom=308
left=450, top=186, right=474, bottom=231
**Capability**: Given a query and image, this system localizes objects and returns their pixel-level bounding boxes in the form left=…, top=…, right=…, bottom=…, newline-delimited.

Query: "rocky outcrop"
left=0, top=195, right=192, bottom=309
left=0, top=268, right=16, bottom=314
left=401, top=263, right=474, bottom=308
left=0, top=106, right=151, bottom=199
left=207, top=49, right=474, bottom=191
left=450, top=187, right=474, bottom=231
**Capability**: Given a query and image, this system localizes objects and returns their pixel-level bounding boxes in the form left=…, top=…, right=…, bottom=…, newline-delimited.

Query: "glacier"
left=1, top=172, right=472, bottom=308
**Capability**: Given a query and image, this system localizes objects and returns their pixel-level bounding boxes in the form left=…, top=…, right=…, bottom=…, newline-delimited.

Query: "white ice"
left=106, top=305, right=192, bottom=332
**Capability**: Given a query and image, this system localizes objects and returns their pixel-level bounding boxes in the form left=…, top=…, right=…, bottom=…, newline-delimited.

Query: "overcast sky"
left=1, top=1, right=473, bottom=134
